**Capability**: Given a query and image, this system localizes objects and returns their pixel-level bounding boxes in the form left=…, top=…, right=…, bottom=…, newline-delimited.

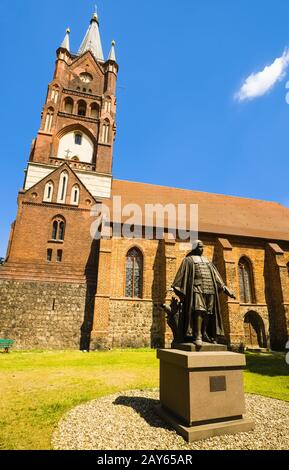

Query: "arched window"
left=58, top=222, right=65, bottom=240
left=70, top=184, right=80, bottom=205
left=238, top=257, right=255, bottom=304
left=51, top=85, right=59, bottom=104
left=51, top=216, right=66, bottom=241
left=43, top=181, right=54, bottom=202
left=74, top=133, right=82, bottom=145
left=44, top=108, right=54, bottom=132
left=57, top=171, right=68, bottom=203
left=125, top=248, right=143, bottom=298
left=78, top=100, right=87, bottom=116
left=52, top=221, right=58, bottom=240
left=104, top=99, right=112, bottom=113
left=64, top=97, right=74, bottom=114
left=90, top=103, right=99, bottom=119
left=102, top=120, right=110, bottom=143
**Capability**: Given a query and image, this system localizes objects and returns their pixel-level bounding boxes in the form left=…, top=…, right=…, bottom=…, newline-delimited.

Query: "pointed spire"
left=78, top=10, right=104, bottom=61
left=108, top=40, right=116, bottom=62
left=61, top=28, right=70, bottom=51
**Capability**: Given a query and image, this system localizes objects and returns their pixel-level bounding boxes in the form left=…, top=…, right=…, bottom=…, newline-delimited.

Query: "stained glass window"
left=238, top=258, right=254, bottom=304
left=125, top=248, right=143, bottom=298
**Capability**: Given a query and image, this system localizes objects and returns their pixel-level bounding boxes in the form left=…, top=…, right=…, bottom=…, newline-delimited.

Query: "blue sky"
left=1, top=0, right=289, bottom=256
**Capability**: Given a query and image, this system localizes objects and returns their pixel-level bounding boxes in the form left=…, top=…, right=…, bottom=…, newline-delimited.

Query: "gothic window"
left=125, top=248, right=143, bottom=298
left=47, top=249, right=53, bottom=262
left=57, top=250, right=63, bottom=263
left=51, top=217, right=66, bottom=241
left=104, top=99, right=112, bottom=113
left=51, top=221, right=58, bottom=240
left=51, top=87, right=59, bottom=104
left=102, top=121, right=110, bottom=144
left=238, top=257, right=255, bottom=304
left=70, top=185, right=80, bottom=205
left=78, top=100, right=87, bottom=116
left=44, top=108, right=54, bottom=132
left=58, top=222, right=65, bottom=240
left=43, top=181, right=54, bottom=202
left=64, top=97, right=74, bottom=114
left=90, top=103, right=99, bottom=119
left=57, top=171, right=68, bottom=203
left=75, top=133, right=82, bottom=145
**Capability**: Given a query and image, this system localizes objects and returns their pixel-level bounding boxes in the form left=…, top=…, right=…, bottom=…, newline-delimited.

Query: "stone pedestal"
left=156, top=349, right=254, bottom=442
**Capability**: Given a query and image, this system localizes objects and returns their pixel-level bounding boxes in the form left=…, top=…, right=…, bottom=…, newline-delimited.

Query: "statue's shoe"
left=194, top=337, right=203, bottom=347
left=202, top=333, right=213, bottom=344
left=202, top=334, right=218, bottom=344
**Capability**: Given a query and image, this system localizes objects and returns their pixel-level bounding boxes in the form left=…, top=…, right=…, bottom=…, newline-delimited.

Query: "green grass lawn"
left=0, top=349, right=288, bottom=450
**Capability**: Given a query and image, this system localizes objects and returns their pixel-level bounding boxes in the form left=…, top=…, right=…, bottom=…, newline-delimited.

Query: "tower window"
left=125, top=248, right=143, bottom=298
left=78, top=100, right=87, bottom=116
left=90, top=103, right=99, bottom=119
left=64, top=97, right=74, bottom=114
left=44, top=108, right=54, bottom=132
left=51, top=89, right=59, bottom=104
left=75, top=133, right=82, bottom=145
left=47, top=249, right=53, bottom=262
left=102, top=122, right=110, bottom=144
left=104, top=100, right=112, bottom=113
left=57, top=250, right=63, bottom=263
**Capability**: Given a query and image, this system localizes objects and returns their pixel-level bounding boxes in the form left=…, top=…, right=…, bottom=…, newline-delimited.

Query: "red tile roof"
left=110, top=179, right=289, bottom=241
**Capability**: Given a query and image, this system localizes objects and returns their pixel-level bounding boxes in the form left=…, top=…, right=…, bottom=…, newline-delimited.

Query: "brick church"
left=0, top=13, right=289, bottom=351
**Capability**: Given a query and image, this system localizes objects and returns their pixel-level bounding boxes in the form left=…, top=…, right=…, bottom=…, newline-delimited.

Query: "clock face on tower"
left=80, top=73, right=93, bottom=83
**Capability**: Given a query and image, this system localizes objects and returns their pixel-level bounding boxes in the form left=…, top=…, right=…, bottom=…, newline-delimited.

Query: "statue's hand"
left=172, top=287, right=185, bottom=301
left=223, top=286, right=236, bottom=299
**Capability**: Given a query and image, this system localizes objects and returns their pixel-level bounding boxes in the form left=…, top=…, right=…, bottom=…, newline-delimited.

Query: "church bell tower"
left=26, top=11, right=118, bottom=199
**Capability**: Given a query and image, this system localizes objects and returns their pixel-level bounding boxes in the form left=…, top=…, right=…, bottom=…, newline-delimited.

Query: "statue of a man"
left=172, top=240, right=236, bottom=347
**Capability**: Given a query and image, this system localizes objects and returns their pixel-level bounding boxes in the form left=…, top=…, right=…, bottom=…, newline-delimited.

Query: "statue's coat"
left=172, top=255, right=225, bottom=338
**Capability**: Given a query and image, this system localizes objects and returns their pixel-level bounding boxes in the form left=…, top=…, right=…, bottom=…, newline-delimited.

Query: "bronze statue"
left=163, top=240, right=235, bottom=347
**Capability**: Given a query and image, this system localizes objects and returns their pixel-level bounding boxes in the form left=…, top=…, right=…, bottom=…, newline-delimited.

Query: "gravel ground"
left=52, top=390, right=289, bottom=450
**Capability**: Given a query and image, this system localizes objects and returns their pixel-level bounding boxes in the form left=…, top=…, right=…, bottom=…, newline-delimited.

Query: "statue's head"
left=191, top=240, right=204, bottom=256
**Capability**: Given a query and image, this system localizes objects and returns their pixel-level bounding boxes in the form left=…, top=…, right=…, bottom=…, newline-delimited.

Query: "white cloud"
left=235, top=49, right=289, bottom=102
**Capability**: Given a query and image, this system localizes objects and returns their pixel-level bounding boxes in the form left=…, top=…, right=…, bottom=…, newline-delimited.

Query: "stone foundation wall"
left=104, top=299, right=164, bottom=349
left=0, top=280, right=95, bottom=349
